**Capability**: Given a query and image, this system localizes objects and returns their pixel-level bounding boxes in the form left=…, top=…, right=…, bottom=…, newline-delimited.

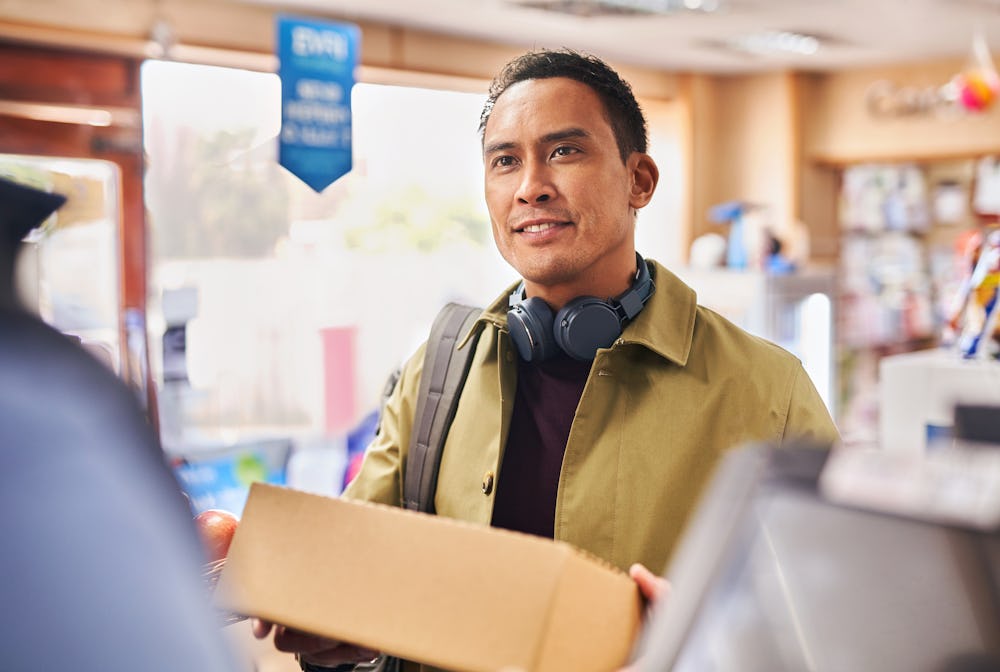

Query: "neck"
left=525, top=252, right=639, bottom=311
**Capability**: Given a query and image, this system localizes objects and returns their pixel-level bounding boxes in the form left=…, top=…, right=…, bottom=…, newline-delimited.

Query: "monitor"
left=633, top=443, right=1000, bottom=672
left=954, top=404, right=1000, bottom=447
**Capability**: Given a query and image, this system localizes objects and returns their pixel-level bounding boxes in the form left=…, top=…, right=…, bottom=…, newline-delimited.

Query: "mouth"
left=514, top=218, right=571, bottom=234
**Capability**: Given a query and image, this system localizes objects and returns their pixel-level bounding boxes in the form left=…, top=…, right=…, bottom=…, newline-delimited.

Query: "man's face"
left=482, top=77, right=653, bottom=305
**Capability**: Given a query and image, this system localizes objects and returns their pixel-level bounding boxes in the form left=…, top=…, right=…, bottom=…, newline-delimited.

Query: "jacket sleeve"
left=782, top=362, right=841, bottom=446
left=341, top=343, right=427, bottom=507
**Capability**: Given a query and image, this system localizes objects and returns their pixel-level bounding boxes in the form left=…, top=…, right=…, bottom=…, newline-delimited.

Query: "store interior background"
left=4, top=1, right=1000, bottom=669
left=4, top=0, right=1000, bottom=541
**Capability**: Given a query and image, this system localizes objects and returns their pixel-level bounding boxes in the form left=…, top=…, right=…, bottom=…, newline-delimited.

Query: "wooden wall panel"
left=0, top=42, right=140, bottom=106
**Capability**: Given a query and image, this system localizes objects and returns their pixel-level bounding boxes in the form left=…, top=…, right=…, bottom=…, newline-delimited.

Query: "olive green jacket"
left=344, top=259, right=839, bottom=574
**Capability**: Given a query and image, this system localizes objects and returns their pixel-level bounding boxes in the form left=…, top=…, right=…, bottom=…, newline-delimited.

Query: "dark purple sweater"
left=490, top=351, right=592, bottom=538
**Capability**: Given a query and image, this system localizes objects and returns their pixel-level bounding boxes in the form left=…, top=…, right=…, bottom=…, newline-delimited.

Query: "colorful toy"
left=942, top=229, right=984, bottom=345
left=957, top=229, right=1000, bottom=358
left=954, top=32, right=1000, bottom=113
left=955, top=69, right=1000, bottom=112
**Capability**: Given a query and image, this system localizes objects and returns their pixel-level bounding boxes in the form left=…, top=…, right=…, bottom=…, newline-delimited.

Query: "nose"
left=515, top=161, right=554, bottom=204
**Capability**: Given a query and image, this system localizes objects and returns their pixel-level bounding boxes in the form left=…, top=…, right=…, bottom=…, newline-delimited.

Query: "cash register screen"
left=636, top=450, right=1000, bottom=672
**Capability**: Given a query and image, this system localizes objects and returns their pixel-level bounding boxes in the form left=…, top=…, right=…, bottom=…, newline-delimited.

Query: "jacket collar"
left=472, top=258, right=697, bottom=367
left=621, top=259, right=696, bottom=366
left=457, top=284, right=516, bottom=350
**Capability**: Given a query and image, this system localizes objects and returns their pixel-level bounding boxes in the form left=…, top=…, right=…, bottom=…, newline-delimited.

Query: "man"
left=255, top=48, right=839, bottom=670
left=0, top=176, right=244, bottom=671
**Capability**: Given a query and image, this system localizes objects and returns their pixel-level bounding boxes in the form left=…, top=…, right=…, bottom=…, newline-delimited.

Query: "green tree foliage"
left=341, top=183, right=489, bottom=253
left=146, top=128, right=290, bottom=259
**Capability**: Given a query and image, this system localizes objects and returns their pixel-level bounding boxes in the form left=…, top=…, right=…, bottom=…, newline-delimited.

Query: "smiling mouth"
left=515, top=220, right=570, bottom=234
left=523, top=222, right=558, bottom=233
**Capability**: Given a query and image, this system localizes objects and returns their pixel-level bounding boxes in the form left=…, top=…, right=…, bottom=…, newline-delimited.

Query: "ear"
left=628, top=153, right=659, bottom=210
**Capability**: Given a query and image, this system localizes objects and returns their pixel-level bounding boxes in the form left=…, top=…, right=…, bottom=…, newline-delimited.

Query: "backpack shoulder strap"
left=403, top=303, right=482, bottom=512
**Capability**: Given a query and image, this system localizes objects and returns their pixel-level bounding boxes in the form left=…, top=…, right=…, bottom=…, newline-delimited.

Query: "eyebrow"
left=483, top=140, right=515, bottom=156
left=483, top=127, right=591, bottom=156
left=541, top=127, right=590, bottom=144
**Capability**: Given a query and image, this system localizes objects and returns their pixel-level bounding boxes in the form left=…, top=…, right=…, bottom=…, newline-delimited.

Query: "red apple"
left=194, top=508, right=239, bottom=562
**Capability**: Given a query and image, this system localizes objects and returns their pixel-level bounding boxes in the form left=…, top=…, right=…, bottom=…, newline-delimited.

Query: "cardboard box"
left=215, top=483, right=642, bottom=672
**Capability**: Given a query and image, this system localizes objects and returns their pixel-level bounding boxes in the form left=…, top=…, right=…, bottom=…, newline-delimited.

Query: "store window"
left=2, top=155, right=121, bottom=368
left=142, top=61, right=512, bottom=457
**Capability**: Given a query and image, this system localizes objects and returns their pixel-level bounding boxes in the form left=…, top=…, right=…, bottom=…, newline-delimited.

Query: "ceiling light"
left=728, top=30, right=821, bottom=56
left=599, top=0, right=722, bottom=11
left=508, top=0, right=724, bottom=17
left=683, top=0, right=720, bottom=9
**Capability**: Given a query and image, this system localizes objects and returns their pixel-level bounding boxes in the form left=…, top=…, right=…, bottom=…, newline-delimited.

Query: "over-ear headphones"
left=507, top=253, right=655, bottom=362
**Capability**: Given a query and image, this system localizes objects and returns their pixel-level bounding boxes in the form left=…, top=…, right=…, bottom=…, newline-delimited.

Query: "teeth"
left=523, top=222, right=557, bottom=233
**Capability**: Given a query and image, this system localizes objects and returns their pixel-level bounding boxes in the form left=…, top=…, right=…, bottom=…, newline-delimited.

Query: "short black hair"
left=479, top=48, right=648, bottom=163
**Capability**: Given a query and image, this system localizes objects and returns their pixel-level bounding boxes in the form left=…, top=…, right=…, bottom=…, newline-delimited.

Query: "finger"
left=272, top=626, right=344, bottom=654
left=250, top=618, right=273, bottom=639
left=629, top=563, right=669, bottom=603
left=303, top=645, right=381, bottom=667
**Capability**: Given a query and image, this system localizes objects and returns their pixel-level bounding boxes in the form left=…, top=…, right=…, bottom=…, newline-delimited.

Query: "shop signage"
left=865, top=79, right=960, bottom=119
left=866, top=35, right=999, bottom=120
left=276, top=15, right=360, bottom=192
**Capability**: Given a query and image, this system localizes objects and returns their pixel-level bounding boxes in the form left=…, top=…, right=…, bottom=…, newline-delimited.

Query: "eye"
left=551, top=145, right=580, bottom=159
left=490, top=155, right=517, bottom=170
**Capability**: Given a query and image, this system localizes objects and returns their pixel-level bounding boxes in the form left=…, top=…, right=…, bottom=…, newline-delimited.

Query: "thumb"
left=629, top=563, right=669, bottom=604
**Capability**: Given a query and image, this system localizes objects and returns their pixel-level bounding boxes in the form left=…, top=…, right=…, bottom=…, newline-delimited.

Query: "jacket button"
left=481, top=471, right=494, bottom=495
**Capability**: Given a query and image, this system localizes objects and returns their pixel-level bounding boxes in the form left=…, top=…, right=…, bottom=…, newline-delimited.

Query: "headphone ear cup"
left=554, top=297, right=623, bottom=361
left=508, top=297, right=559, bottom=362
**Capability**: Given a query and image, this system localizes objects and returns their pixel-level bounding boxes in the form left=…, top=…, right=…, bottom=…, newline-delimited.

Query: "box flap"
left=533, top=551, right=642, bottom=671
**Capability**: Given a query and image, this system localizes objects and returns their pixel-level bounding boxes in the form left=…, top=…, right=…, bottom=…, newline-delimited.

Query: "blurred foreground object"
left=633, top=442, right=1000, bottom=672
left=0, top=177, right=242, bottom=671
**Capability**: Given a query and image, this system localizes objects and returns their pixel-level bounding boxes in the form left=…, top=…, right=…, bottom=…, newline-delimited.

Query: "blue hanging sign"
left=276, top=15, right=360, bottom=192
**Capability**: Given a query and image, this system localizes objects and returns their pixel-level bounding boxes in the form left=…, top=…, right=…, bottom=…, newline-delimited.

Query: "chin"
left=518, top=264, right=578, bottom=290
